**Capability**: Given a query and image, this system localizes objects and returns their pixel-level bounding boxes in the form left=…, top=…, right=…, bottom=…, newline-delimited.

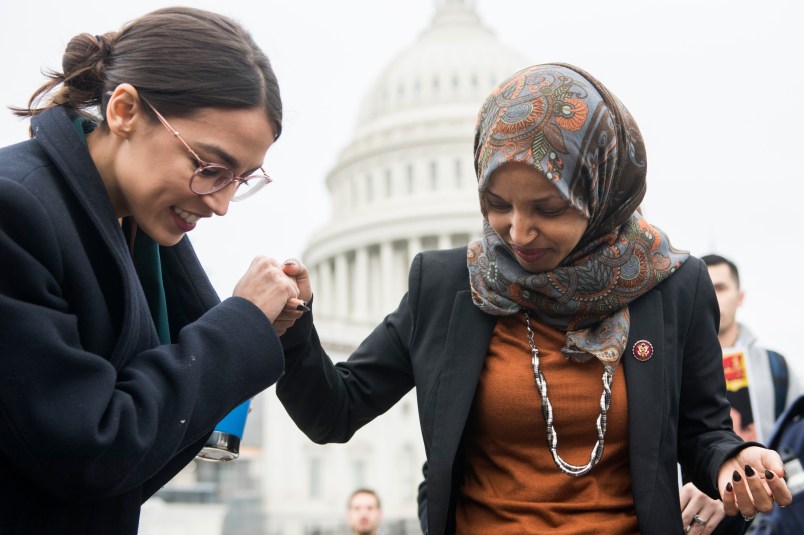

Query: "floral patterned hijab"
left=467, top=63, right=688, bottom=366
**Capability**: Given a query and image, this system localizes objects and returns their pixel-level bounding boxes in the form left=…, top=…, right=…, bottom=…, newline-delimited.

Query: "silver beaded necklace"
left=524, top=310, right=614, bottom=477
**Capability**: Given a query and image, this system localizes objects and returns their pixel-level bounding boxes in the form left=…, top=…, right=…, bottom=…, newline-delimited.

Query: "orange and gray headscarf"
left=467, top=63, right=688, bottom=366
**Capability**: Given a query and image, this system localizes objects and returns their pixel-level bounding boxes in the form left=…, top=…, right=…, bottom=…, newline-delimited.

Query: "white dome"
left=355, top=0, right=527, bottom=130
left=304, top=0, right=529, bottom=332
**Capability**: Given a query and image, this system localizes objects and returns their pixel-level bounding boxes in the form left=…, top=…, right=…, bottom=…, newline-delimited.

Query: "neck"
left=718, top=323, right=740, bottom=348
left=86, top=129, right=126, bottom=218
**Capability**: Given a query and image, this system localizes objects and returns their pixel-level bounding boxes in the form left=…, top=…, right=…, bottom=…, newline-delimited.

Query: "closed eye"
left=486, top=200, right=510, bottom=211
left=196, top=164, right=231, bottom=180
left=537, top=205, right=570, bottom=217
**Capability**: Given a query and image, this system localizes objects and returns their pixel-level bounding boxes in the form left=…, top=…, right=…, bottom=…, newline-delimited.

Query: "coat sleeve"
left=276, top=254, right=424, bottom=444
left=676, top=259, right=756, bottom=497
left=0, top=177, right=285, bottom=502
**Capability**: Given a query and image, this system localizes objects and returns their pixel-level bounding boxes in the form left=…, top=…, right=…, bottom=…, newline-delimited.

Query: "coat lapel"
left=33, top=108, right=153, bottom=369
left=427, top=289, right=495, bottom=535
left=624, top=288, right=666, bottom=530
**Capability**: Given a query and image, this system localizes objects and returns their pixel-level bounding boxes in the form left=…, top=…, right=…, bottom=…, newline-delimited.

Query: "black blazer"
left=0, top=107, right=285, bottom=534
left=279, top=246, right=749, bottom=534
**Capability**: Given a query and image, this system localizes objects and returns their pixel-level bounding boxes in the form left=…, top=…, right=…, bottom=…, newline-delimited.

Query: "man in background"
left=347, top=488, right=382, bottom=535
left=703, top=254, right=800, bottom=443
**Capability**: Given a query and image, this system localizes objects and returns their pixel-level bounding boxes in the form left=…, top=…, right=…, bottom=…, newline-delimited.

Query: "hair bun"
left=95, top=33, right=115, bottom=65
left=58, top=32, right=109, bottom=98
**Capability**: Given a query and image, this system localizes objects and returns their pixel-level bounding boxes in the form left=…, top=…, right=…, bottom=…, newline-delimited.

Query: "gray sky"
left=2, top=0, right=803, bottom=375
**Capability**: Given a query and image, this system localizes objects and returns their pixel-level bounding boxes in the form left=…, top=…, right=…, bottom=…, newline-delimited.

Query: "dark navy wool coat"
left=0, top=107, right=284, bottom=534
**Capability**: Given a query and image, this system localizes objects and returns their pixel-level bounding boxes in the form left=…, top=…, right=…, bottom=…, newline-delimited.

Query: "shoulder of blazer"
left=415, top=246, right=471, bottom=296
left=0, top=138, right=51, bottom=179
left=659, top=255, right=707, bottom=292
left=406, top=246, right=476, bottom=352
left=648, top=255, right=711, bottom=314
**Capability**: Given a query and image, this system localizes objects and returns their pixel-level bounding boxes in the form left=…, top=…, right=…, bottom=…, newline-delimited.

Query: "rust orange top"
left=455, top=314, right=640, bottom=534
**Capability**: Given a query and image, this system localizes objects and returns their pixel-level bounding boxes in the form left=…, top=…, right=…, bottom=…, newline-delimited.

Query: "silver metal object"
left=196, top=431, right=241, bottom=462
left=524, top=310, right=613, bottom=477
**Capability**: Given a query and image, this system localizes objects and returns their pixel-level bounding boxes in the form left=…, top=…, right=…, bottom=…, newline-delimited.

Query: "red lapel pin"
left=632, top=340, right=654, bottom=362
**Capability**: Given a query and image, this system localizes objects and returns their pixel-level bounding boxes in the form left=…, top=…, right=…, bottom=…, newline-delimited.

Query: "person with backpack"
left=702, top=254, right=801, bottom=443
left=675, top=254, right=803, bottom=533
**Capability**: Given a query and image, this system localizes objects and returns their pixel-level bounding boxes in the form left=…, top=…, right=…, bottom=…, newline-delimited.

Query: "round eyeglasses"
left=144, top=98, right=272, bottom=201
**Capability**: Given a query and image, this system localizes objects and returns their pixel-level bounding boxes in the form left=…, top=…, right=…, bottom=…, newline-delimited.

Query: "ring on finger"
left=742, top=512, right=757, bottom=521
left=693, top=514, right=708, bottom=526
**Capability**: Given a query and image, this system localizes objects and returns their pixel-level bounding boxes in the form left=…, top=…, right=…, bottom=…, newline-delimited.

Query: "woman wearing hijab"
left=277, top=63, right=791, bottom=534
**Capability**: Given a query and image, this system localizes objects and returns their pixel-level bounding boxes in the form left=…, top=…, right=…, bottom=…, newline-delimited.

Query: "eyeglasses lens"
left=231, top=176, right=270, bottom=201
left=191, top=165, right=235, bottom=194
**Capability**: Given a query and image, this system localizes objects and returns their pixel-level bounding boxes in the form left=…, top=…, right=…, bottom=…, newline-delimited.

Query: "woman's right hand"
left=272, top=258, right=313, bottom=336
left=232, top=256, right=299, bottom=324
left=680, top=482, right=725, bottom=534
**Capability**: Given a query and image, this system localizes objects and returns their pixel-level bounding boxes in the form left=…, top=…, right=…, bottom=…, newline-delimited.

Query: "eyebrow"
left=484, top=190, right=564, bottom=203
left=195, top=141, right=263, bottom=176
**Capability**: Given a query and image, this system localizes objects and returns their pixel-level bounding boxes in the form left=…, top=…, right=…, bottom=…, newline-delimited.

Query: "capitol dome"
left=304, top=0, right=529, bottom=347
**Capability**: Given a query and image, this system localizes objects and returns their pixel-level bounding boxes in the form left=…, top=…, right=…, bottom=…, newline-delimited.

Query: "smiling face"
left=92, top=86, right=276, bottom=246
left=483, top=163, right=589, bottom=273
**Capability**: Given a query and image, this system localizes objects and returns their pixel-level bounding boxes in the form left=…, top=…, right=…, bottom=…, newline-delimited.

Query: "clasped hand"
left=232, top=256, right=312, bottom=336
left=718, top=446, right=793, bottom=521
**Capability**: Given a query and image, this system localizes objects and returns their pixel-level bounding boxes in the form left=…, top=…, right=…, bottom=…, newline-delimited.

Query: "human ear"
left=105, top=83, right=144, bottom=139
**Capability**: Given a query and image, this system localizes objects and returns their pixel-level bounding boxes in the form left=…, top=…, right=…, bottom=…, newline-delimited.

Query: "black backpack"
left=768, top=350, right=789, bottom=421
left=747, top=395, right=804, bottom=534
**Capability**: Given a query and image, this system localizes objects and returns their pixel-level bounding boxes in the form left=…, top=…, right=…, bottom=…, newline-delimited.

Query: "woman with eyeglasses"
left=276, top=63, right=792, bottom=534
left=0, top=7, right=304, bottom=533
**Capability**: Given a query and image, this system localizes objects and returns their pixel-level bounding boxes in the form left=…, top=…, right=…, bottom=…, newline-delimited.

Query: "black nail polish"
left=296, top=304, right=310, bottom=312
left=733, top=470, right=742, bottom=482
left=726, top=482, right=733, bottom=492
left=745, top=464, right=755, bottom=477
left=765, top=469, right=775, bottom=480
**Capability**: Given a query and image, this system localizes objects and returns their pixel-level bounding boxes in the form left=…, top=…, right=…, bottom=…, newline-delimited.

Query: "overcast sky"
left=2, top=0, right=803, bottom=375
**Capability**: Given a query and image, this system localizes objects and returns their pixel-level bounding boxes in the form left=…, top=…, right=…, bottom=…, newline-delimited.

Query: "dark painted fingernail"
left=726, top=482, right=733, bottom=492
left=733, top=470, right=742, bottom=482
left=745, top=464, right=755, bottom=477
left=765, top=469, right=775, bottom=480
left=296, top=304, right=310, bottom=312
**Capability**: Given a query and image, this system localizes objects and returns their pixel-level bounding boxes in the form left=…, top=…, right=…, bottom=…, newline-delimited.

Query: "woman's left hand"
left=718, top=446, right=793, bottom=521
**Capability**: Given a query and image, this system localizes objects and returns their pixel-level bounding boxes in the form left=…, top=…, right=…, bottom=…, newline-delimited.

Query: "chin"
left=161, top=235, right=185, bottom=247
left=148, top=230, right=185, bottom=247
left=516, top=259, right=556, bottom=274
